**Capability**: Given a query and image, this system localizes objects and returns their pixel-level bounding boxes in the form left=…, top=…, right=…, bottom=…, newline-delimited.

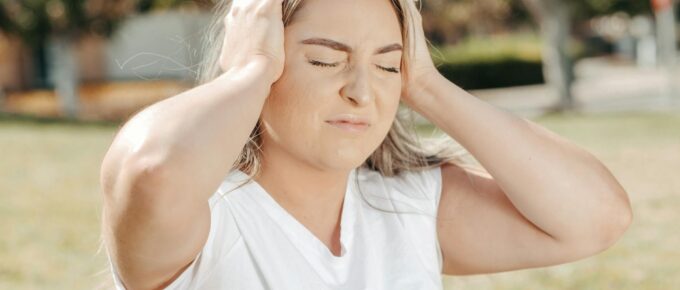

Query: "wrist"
left=243, top=56, right=281, bottom=84
left=207, top=60, right=277, bottom=102
left=220, top=58, right=279, bottom=85
left=404, top=70, right=441, bottom=109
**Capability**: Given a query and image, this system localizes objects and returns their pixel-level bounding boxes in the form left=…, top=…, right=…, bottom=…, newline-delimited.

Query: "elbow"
left=572, top=195, right=633, bottom=257
left=100, top=150, right=173, bottom=209
left=586, top=172, right=634, bottom=252
left=100, top=154, right=190, bottom=233
left=596, top=183, right=634, bottom=249
left=599, top=199, right=633, bottom=249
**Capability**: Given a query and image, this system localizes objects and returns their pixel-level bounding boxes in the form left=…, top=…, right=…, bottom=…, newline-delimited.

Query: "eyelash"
left=308, top=60, right=400, bottom=73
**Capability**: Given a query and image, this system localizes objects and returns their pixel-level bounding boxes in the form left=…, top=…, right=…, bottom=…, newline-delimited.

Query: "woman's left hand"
left=400, top=0, right=441, bottom=109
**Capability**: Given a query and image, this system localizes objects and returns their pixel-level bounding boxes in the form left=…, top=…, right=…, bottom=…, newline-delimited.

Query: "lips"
left=325, top=114, right=371, bottom=133
left=325, top=114, right=370, bottom=126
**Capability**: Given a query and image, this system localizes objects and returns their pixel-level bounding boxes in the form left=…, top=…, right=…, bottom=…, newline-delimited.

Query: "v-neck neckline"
left=236, top=168, right=358, bottom=264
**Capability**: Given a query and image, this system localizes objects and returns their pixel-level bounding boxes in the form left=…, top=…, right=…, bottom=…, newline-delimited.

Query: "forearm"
left=105, top=60, right=273, bottom=202
left=413, top=74, right=632, bottom=243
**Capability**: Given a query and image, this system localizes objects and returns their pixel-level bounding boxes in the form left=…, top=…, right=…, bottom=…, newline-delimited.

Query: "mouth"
left=325, top=120, right=370, bottom=132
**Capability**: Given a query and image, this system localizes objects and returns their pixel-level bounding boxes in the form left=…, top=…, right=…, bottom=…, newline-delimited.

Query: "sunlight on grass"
left=0, top=120, right=118, bottom=289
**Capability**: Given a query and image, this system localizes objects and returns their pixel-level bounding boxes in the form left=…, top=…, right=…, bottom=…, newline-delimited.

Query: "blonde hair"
left=198, top=0, right=484, bottom=204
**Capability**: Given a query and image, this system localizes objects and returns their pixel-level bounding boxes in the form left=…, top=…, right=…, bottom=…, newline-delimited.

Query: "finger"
left=263, top=0, right=284, bottom=9
left=231, top=0, right=262, bottom=11
left=229, top=0, right=244, bottom=9
left=256, top=0, right=284, bottom=14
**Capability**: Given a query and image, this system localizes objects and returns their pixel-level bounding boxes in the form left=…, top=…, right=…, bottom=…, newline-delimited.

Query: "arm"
left=397, top=0, right=631, bottom=275
left=100, top=59, right=274, bottom=289
left=410, top=73, right=633, bottom=275
left=101, top=0, right=285, bottom=287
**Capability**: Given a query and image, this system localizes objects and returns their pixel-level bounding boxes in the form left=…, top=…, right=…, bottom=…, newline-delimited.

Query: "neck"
left=255, top=143, right=353, bottom=216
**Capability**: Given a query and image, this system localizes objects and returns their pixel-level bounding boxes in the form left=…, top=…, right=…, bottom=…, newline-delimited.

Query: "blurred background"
left=0, top=0, right=678, bottom=289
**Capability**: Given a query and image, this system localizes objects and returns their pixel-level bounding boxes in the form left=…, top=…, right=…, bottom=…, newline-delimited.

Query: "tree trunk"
left=522, top=0, right=576, bottom=111
left=48, top=35, right=80, bottom=119
left=0, top=84, right=5, bottom=109
left=653, top=0, right=678, bottom=100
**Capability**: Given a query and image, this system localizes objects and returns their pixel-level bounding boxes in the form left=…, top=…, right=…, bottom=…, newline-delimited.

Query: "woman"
left=100, top=0, right=633, bottom=289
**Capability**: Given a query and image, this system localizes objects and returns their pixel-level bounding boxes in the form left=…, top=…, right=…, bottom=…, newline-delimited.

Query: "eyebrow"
left=300, top=37, right=402, bottom=55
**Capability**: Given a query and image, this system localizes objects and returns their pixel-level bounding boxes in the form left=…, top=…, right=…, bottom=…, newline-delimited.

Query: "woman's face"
left=260, top=0, right=404, bottom=171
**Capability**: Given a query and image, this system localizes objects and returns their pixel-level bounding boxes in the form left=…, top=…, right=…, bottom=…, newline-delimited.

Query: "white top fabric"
left=107, top=165, right=444, bottom=289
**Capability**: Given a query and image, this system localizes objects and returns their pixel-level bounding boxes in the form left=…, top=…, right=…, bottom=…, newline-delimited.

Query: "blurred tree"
left=651, top=0, right=678, bottom=99
left=420, top=0, right=532, bottom=45
left=519, top=0, right=653, bottom=111
left=521, top=0, right=575, bottom=111
left=574, top=0, right=652, bottom=18
left=417, top=0, right=654, bottom=110
left=418, top=0, right=653, bottom=46
left=0, top=0, right=193, bottom=118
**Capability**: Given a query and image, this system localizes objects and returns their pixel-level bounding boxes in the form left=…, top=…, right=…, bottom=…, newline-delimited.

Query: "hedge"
left=428, top=35, right=546, bottom=90
left=434, top=58, right=544, bottom=90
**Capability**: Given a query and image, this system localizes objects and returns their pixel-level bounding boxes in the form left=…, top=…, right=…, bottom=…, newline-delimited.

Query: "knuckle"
left=229, top=6, right=240, bottom=16
left=254, top=8, right=268, bottom=17
left=253, top=4, right=270, bottom=16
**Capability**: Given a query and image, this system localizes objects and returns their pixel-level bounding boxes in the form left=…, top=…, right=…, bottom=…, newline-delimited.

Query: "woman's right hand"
left=219, top=0, right=285, bottom=83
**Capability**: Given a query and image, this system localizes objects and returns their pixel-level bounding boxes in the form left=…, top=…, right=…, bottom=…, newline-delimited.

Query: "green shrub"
left=428, top=33, right=589, bottom=90
left=435, top=58, right=544, bottom=90
left=430, top=34, right=545, bottom=90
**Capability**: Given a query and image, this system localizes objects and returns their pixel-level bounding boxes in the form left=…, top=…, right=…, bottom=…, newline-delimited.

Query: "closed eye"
left=308, top=60, right=400, bottom=74
left=308, top=60, right=338, bottom=68
left=378, top=65, right=400, bottom=73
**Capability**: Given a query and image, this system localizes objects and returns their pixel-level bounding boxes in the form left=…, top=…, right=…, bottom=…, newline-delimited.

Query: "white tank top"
left=108, top=166, right=444, bottom=289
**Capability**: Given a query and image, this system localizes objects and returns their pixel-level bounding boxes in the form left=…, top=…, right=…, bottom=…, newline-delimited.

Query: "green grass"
left=0, top=118, right=118, bottom=289
left=1, top=111, right=678, bottom=289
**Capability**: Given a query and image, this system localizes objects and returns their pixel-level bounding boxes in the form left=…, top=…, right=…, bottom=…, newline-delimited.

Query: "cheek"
left=367, top=83, right=401, bottom=145
left=262, top=67, right=324, bottom=140
left=378, top=81, right=403, bottom=122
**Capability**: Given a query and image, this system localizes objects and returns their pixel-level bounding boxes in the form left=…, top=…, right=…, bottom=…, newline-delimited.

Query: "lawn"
left=1, top=111, right=678, bottom=289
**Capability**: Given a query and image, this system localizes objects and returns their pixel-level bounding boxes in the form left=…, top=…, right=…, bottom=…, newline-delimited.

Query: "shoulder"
left=393, top=166, right=443, bottom=195
left=205, top=170, right=247, bottom=251
left=384, top=166, right=443, bottom=201
left=210, top=169, right=254, bottom=201
left=354, top=166, right=443, bottom=215
left=109, top=171, right=246, bottom=290
left=358, top=166, right=442, bottom=188
left=355, top=167, right=445, bottom=273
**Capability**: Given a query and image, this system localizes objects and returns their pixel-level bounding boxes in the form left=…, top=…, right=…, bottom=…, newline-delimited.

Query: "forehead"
left=287, top=0, right=403, bottom=46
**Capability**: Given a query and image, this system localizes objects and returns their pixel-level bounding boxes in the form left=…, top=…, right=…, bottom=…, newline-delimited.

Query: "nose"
left=340, top=66, right=373, bottom=106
